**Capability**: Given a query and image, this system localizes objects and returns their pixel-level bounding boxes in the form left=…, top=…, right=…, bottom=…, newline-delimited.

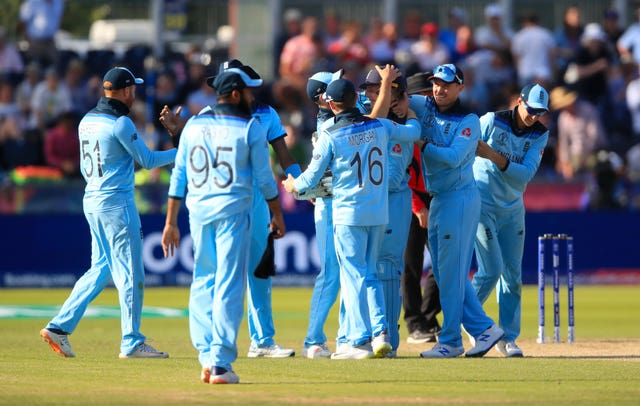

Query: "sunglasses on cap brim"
left=523, top=101, right=547, bottom=116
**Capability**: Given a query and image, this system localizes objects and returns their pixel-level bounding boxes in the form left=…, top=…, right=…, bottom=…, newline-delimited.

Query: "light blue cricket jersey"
left=168, top=103, right=277, bottom=225
left=294, top=108, right=420, bottom=226
left=79, top=97, right=176, bottom=211
left=473, top=109, right=549, bottom=209
left=409, top=95, right=480, bottom=195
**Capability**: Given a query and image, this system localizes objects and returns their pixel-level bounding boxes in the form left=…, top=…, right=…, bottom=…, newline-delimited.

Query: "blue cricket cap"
left=306, top=70, right=343, bottom=102
left=211, top=70, right=262, bottom=96
left=103, top=67, right=144, bottom=90
left=207, top=59, right=263, bottom=90
left=520, top=83, right=549, bottom=111
left=324, top=78, right=356, bottom=103
left=430, top=64, right=464, bottom=85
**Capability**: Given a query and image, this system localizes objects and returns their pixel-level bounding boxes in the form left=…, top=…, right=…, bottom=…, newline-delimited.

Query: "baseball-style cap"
left=206, top=59, right=263, bottom=89
left=520, top=83, right=549, bottom=113
left=430, top=64, right=464, bottom=85
left=421, top=22, right=439, bottom=36
left=324, top=78, right=356, bottom=102
left=103, top=67, right=144, bottom=90
left=306, top=70, right=343, bottom=102
left=211, top=70, right=262, bottom=96
left=407, top=71, right=433, bottom=95
left=359, top=68, right=406, bottom=91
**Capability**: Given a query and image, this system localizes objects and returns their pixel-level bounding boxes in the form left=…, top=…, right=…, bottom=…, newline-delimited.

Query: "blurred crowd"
left=2, top=1, right=640, bottom=210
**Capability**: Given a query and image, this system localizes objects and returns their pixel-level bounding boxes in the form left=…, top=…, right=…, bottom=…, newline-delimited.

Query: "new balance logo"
left=438, top=347, right=450, bottom=356
left=477, top=333, right=490, bottom=342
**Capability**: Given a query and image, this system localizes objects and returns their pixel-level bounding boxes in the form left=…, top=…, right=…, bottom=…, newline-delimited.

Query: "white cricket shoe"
left=465, top=325, right=504, bottom=358
left=40, top=328, right=75, bottom=358
left=302, top=343, right=332, bottom=359
left=330, top=342, right=374, bottom=359
left=419, top=342, right=464, bottom=358
left=247, top=343, right=295, bottom=358
left=119, top=342, right=169, bottom=359
left=210, top=370, right=239, bottom=384
left=372, top=331, right=392, bottom=358
left=495, top=340, right=524, bottom=358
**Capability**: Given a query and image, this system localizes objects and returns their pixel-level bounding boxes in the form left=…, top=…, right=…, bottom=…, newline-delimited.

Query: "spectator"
left=439, top=7, right=468, bottom=63
left=29, top=66, right=71, bottom=132
left=551, top=86, right=607, bottom=181
left=327, top=21, right=370, bottom=81
left=44, top=111, right=79, bottom=177
left=18, top=0, right=64, bottom=69
left=322, top=10, right=342, bottom=52
left=64, top=58, right=97, bottom=115
left=409, top=23, right=450, bottom=72
left=617, top=4, right=640, bottom=65
left=15, top=62, right=40, bottom=116
left=554, top=5, right=583, bottom=76
left=584, top=150, right=625, bottom=210
left=274, top=8, right=303, bottom=77
left=368, top=22, right=400, bottom=66
left=474, top=3, right=514, bottom=54
left=0, top=26, right=25, bottom=86
left=568, top=23, right=615, bottom=133
left=279, top=17, right=322, bottom=91
left=602, top=8, right=624, bottom=61
left=185, top=75, right=217, bottom=117
left=626, top=65, right=640, bottom=141
left=453, top=24, right=477, bottom=65
left=511, top=11, right=556, bottom=87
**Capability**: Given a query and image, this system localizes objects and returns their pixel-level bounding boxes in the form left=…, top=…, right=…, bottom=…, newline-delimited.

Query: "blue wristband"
left=284, top=163, right=302, bottom=178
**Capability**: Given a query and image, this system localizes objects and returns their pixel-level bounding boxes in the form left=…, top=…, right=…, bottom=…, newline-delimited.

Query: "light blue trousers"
left=472, top=203, right=525, bottom=342
left=334, top=224, right=386, bottom=347
left=188, top=211, right=249, bottom=371
left=304, top=197, right=340, bottom=346
left=376, top=187, right=412, bottom=350
left=47, top=201, right=146, bottom=355
left=428, top=188, right=494, bottom=347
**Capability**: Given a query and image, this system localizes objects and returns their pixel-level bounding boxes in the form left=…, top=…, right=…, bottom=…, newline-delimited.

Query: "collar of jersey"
left=96, top=97, right=130, bottom=117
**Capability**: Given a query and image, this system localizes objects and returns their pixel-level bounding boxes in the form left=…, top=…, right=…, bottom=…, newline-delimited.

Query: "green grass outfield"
left=1, top=285, right=639, bottom=405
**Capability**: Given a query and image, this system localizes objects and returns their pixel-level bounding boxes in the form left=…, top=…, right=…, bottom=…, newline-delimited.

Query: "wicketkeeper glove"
left=294, top=170, right=333, bottom=200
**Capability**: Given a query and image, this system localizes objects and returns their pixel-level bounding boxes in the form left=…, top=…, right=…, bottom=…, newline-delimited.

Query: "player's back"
left=79, top=111, right=136, bottom=211
left=178, top=105, right=262, bottom=224
left=327, top=116, right=389, bottom=226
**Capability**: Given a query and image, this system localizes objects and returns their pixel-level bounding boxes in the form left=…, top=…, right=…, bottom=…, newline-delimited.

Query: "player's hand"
left=282, top=174, right=297, bottom=193
left=416, top=207, right=429, bottom=228
left=159, top=105, right=186, bottom=138
left=270, top=214, right=286, bottom=239
left=161, top=224, right=180, bottom=258
left=375, top=64, right=400, bottom=84
left=476, top=140, right=493, bottom=158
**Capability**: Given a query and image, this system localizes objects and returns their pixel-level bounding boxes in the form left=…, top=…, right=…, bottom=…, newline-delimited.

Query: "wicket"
left=537, top=234, right=575, bottom=344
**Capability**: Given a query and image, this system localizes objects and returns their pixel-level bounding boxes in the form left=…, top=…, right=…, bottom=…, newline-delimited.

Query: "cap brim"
left=429, top=73, right=454, bottom=83
left=226, top=68, right=263, bottom=87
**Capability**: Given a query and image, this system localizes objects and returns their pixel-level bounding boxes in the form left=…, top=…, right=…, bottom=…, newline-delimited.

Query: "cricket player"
left=160, top=60, right=298, bottom=359
left=162, top=69, right=286, bottom=384
left=40, top=67, right=176, bottom=359
left=359, top=67, right=414, bottom=356
left=472, top=83, right=550, bottom=357
left=410, top=64, right=504, bottom=358
left=283, top=73, right=420, bottom=359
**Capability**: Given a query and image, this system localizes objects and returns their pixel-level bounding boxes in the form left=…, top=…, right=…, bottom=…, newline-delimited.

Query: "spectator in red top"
left=44, top=111, right=79, bottom=177
left=327, top=21, right=370, bottom=81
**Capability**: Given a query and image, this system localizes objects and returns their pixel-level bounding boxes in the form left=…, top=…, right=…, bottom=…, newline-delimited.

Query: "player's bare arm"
left=282, top=174, right=297, bottom=194
left=266, top=198, right=286, bottom=239
left=162, top=197, right=182, bottom=258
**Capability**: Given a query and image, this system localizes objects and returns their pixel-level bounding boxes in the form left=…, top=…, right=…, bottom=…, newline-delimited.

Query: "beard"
left=237, top=94, right=253, bottom=115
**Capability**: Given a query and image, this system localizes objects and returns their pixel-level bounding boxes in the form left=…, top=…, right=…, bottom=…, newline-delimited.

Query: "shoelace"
left=138, top=343, right=159, bottom=353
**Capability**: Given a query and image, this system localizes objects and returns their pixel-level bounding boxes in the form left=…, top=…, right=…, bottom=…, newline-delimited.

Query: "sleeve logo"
left=462, top=128, right=471, bottom=137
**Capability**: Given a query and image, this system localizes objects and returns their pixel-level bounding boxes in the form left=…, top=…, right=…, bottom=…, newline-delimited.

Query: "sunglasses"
left=433, top=64, right=463, bottom=84
left=523, top=100, right=547, bottom=116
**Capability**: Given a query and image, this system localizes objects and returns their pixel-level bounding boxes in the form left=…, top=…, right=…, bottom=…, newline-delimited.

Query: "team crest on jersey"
left=425, top=114, right=436, bottom=128
left=461, top=127, right=471, bottom=137
left=523, top=141, right=531, bottom=153
left=313, top=154, right=321, bottom=160
left=496, top=131, right=507, bottom=146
